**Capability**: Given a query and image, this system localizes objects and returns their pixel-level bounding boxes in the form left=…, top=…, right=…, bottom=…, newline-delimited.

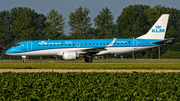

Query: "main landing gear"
left=22, top=56, right=27, bottom=63
left=84, top=57, right=93, bottom=63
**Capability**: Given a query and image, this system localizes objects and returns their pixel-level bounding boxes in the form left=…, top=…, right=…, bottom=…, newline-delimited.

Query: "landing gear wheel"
left=85, top=58, right=93, bottom=63
left=23, top=60, right=26, bottom=63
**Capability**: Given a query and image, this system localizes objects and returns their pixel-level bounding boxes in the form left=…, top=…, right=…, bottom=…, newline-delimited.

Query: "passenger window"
left=47, top=44, right=48, bottom=46
left=93, top=43, right=95, bottom=45
left=65, top=44, right=67, bottom=46
left=69, top=44, right=71, bottom=46
left=54, top=44, right=56, bottom=46
left=61, top=44, right=63, bottom=46
left=97, top=43, right=98, bottom=45
left=100, top=43, right=102, bottom=45
left=73, top=44, right=75, bottom=45
left=39, top=44, right=41, bottom=46
left=121, top=43, right=123, bottom=44
left=118, top=43, right=120, bottom=45
left=103, top=43, right=105, bottom=45
left=89, top=43, right=91, bottom=45
left=81, top=43, right=83, bottom=45
left=43, top=44, right=44, bottom=46
left=85, top=43, right=87, bottom=45
left=107, top=43, right=109, bottom=45
left=114, top=43, right=116, bottom=45
left=50, top=44, right=52, bottom=46
left=58, top=44, right=59, bottom=46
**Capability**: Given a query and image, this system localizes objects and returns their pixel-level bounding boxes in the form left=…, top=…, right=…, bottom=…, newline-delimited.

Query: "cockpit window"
left=17, top=44, right=20, bottom=47
left=14, top=44, right=21, bottom=47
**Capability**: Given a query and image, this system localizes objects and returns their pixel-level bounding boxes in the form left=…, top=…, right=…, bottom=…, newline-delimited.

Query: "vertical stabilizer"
left=137, top=14, right=169, bottom=39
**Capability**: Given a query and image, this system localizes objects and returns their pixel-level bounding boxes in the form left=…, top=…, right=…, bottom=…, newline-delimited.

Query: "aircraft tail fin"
left=137, top=14, right=169, bottom=39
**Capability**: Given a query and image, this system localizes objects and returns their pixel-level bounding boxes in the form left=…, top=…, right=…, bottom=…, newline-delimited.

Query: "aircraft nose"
left=5, top=47, right=14, bottom=55
left=5, top=49, right=11, bottom=55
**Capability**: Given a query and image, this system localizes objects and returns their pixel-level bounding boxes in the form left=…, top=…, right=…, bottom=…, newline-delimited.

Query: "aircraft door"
left=133, top=39, right=138, bottom=49
left=27, top=41, right=32, bottom=51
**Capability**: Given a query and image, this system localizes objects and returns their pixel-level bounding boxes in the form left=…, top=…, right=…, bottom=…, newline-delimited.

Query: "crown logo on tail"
left=155, top=25, right=161, bottom=29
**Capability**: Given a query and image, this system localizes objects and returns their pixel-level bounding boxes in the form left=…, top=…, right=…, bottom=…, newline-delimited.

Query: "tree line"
left=0, top=5, right=180, bottom=59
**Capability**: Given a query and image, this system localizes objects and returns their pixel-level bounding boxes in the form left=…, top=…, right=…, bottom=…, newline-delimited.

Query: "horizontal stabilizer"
left=151, top=38, right=174, bottom=44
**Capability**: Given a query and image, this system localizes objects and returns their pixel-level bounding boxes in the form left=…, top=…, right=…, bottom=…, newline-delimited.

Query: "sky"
left=1, top=0, right=180, bottom=35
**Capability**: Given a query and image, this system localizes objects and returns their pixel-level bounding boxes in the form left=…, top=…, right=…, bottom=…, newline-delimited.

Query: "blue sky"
left=1, top=0, right=180, bottom=35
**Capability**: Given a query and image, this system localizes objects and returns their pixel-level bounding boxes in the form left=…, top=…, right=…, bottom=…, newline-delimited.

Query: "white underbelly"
left=97, top=46, right=157, bottom=55
left=7, top=46, right=158, bottom=56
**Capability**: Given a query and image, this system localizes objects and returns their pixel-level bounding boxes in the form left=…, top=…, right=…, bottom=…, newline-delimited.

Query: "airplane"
left=5, top=14, right=174, bottom=63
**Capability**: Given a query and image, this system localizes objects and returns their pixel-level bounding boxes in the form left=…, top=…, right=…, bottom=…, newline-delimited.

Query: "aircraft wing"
left=70, top=38, right=117, bottom=54
left=151, top=38, right=174, bottom=44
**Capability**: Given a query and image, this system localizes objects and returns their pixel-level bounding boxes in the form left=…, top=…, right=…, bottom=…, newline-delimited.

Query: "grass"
left=0, top=59, right=180, bottom=70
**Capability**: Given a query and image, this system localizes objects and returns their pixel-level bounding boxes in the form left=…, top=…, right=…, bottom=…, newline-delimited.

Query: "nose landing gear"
left=22, top=56, right=26, bottom=63
left=23, top=59, right=26, bottom=63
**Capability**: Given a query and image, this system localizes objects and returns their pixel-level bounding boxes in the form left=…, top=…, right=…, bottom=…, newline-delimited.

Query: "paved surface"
left=1, top=69, right=180, bottom=73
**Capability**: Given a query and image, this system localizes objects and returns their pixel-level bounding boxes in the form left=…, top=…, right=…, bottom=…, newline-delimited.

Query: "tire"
left=88, top=58, right=93, bottom=63
left=23, top=60, right=26, bottom=63
left=84, top=58, right=88, bottom=62
left=84, top=58, right=93, bottom=63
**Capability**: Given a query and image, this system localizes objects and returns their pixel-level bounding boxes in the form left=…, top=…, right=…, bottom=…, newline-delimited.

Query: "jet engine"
left=61, top=52, right=79, bottom=60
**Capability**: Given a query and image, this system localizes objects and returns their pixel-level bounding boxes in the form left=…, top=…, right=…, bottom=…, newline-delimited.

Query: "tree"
left=0, top=18, right=4, bottom=57
left=12, top=8, right=36, bottom=41
left=44, top=9, right=66, bottom=40
left=0, top=10, right=13, bottom=58
left=0, top=18, right=5, bottom=46
left=34, top=14, right=47, bottom=40
left=94, top=7, right=115, bottom=39
left=10, top=7, right=46, bottom=41
left=68, top=7, right=92, bottom=39
left=117, top=5, right=148, bottom=38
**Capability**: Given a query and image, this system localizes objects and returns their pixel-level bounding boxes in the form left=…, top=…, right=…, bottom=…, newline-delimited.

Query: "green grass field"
left=0, top=59, right=180, bottom=69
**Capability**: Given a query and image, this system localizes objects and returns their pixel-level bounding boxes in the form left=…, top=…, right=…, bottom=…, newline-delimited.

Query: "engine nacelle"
left=61, top=52, right=79, bottom=60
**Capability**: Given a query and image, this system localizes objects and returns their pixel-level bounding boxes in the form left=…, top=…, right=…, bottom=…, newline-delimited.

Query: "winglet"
left=106, top=38, right=117, bottom=48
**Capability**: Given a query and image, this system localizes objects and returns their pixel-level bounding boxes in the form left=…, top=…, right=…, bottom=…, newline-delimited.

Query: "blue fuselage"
left=5, top=38, right=164, bottom=56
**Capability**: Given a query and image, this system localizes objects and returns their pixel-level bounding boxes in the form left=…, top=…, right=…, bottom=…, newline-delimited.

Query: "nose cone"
left=5, top=49, right=11, bottom=55
left=5, top=47, right=15, bottom=55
